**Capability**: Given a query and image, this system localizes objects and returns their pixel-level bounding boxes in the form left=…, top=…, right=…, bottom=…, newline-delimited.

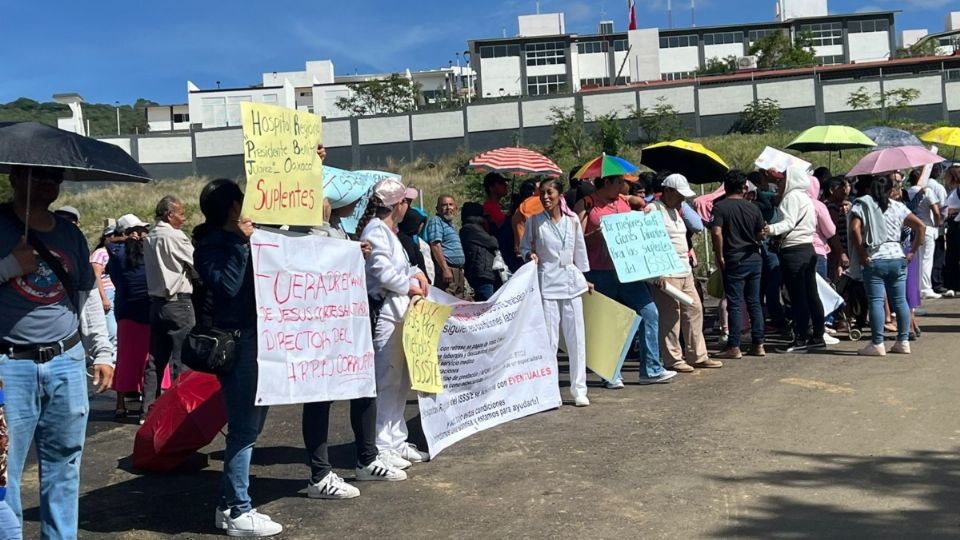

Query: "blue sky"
left=2, top=0, right=955, bottom=105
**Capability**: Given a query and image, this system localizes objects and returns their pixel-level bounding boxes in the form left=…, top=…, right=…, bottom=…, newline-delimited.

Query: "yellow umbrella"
left=920, top=127, right=960, bottom=157
left=640, top=139, right=730, bottom=184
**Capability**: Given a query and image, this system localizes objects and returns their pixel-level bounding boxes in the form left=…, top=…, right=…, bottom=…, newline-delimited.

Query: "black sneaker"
left=807, top=338, right=827, bottom=351
left=777, top=340, right=810, bottom=354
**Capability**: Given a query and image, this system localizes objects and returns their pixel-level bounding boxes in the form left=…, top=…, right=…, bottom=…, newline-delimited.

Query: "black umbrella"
left=0, top=122, right=151, bottom=182
left=0, top=121, right=151, bottom=231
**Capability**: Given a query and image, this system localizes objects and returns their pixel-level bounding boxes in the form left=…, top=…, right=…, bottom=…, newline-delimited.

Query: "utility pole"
left=115, top=101, right=120, bottom=135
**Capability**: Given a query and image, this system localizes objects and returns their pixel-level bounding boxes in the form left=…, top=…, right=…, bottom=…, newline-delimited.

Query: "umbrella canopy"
left=573, top=153, right=639, bottom=179
left=920, top=126, right=960, bottom=148
left=640, top=140, right=730, bottom=184
left=785, top=125, right=877, bottom=153
left=845, top=146, right=944, bottom=177
left=0, top=121, right=150, bottom=182
left=133, top=371, right=226, bottom=473
left=468, top=147, right=562, bottom=178
left=863, top=127, right=923, bottom=149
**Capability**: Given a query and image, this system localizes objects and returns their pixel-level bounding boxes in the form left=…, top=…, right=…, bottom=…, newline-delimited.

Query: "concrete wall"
left=703, top=44, right=745, bottom=62
left=582, top=91, right=636, bottom=119
left=659, top=47, right=700, bottom=74
left=478, top=57, right=522, bottom=97
left=823, top=80, right=881, bottom=113
left=577, top=53, right=609, bottom=80
left=468, top=102, right=521, bottom=131
left=137, top=136, right=192, bottom=164
left=699, top=83, right=754, bottom=115
left=357, top=115, right=410, bottom=145
left=522, top=96, right=574, bottom=127
left=412, top=111, right=464, bottom=140
left=848, top=32, right=891, bottom=62
left=756, top=78, right=816, bottom=109
left=947, top=81, right=960, bottom=112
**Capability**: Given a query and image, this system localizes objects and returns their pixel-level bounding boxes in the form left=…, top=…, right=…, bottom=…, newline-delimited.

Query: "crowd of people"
left=0, top=150, right=958, bottom=537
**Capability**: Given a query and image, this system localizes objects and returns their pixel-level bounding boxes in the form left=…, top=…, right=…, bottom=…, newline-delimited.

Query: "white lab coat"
left=360, top=218, right=418, bottom=451
left=520, top=211, right=590, bottom=399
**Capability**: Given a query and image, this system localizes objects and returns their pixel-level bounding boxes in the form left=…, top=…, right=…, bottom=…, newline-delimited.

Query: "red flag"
left=628, top=0, right=637, bottom=30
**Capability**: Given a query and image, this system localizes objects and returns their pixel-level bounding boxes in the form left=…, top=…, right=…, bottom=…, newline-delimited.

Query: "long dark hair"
left=194, top=179, right=243, bottom=242
left=870, top=175, right=892, bottom=213
left=123, top=227, right=148, bottom=269
left=356, top=195, right=390, bottom=237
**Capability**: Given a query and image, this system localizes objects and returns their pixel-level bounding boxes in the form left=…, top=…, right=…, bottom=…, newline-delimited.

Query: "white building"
left=912, top=11, right=960, bottom=56
left=145, top=104, right=191, bottom=131
left=176, top=60, right=476, bottom=131
left=470, top=8, right=897, bottom=97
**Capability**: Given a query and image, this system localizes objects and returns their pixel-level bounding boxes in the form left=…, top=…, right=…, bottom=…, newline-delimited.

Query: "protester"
left=89, top=222, right=120, bottom=367
left=143, top=195, right=195, bottom=420
left=397, top=206, right=430, bottom=279
left=825, top=176, right=852, bottom=282
left=192, top=179, right=283, bottom=537
left=575, top=175, right=675, bottom=387
left=849, top=175, right=925, bottom=356
left=108, top=214, right=163, bottom=419
left=520, top=179, right=591, bottom=405
left=766, top=166, right=827, bottom=353
left=501, top=180, right=539, bottom=271
left=359, top=178, right=431, bottom=469
left=460, top=202, right=503, bottom=301
left=927, top=162, right=952, bottom=296
left=942, top=165, right=960, bottom=293
left=427, top=195, right=466, bottom=298
left=482, top=173, right=509, bottom=231
left=511, top=182, right=544, bottom=259
left=710, top=171, right=766, bottom=359
left=53, top=205, right=80, bottom=226
left=909, top=170, right=946, bottom=299
left=807, top=175, right=840, bottom=344
left=650, top=174, right=723, bottom=369
left=753, top=169, right=789, bottom=333
left=0, top=165, right=113, bottom=538
left=891, top=181, right=924, bottom=338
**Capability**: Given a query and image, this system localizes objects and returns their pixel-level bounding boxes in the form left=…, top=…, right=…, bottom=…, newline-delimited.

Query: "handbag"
left=182, top=326, right=240, bottom=375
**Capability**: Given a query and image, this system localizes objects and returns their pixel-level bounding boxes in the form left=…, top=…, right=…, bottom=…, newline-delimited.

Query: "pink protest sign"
left=251, top=229, right=375, bottom=406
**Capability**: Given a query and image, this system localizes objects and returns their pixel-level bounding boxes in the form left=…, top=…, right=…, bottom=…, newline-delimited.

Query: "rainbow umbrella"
left=573, top=153, right=639, bottom=179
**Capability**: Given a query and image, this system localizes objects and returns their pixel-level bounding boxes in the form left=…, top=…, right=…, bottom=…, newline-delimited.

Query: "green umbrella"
left=785, top=125, right=876, bottom=168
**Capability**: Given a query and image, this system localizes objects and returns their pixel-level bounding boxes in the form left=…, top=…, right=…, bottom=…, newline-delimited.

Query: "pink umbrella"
left=845, top=146, right=943, bottom=177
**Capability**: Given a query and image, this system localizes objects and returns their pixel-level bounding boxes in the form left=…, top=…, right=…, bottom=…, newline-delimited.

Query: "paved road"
left=17, top=300, right=960, bottom=539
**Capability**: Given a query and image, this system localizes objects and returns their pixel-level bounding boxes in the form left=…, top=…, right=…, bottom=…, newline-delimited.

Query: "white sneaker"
left=574, top=396, right=590, bottom=407
left=890, top=341, right=911, bottom=354
left=822, top=333, right=840, bottom=345
left=306, top=472, right=360, bottom=499
left=944, top=290, right=956, bottom=298
left=604, top=378, right=625, bottom=389
left=377, top=450, right=411, bottom=470
left=215, top=508, right=229, bottom=530
left=921, top=291, right=942, bottom=300
left=397, top=443, right=429, bottom=463
left=638, top=370, right=677, bottom=385
left=356, top=458, right=407, bottom=481
left=857, top=343, right=887, bottom=357
left=223, top=508, right=282, bottom=537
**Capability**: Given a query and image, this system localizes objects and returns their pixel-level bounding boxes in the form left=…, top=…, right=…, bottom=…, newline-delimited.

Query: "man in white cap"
left=649, top=174, right=723, bottom=372
left=53, top=205, right=80, bottom=227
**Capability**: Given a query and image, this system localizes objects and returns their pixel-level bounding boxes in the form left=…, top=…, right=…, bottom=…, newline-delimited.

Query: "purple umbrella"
left=845, top=146, right=943, bottom=177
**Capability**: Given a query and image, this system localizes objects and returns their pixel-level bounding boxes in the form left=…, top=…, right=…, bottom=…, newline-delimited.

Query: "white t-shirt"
left=851, top=199, right=911, bottom=260
left=946, top=188, right=960, bottom=222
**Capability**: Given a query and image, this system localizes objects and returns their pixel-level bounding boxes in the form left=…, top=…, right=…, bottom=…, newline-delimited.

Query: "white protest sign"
left=251, top=228, right=375, bottom=406
left=755, top=146, right=811, bottom=174
left=418, top=263, right=561, bottom=458
left=600, top=211, right=686, bottom=283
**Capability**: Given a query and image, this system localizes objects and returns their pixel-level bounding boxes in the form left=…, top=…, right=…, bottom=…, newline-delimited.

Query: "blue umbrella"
left=863, top=127, right=923, bottom=150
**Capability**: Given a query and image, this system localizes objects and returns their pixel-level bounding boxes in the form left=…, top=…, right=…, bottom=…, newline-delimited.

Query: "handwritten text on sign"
left=402, top=298, right=454, bottom=394
left=251, top=229, right=375, bottom=406
left=600, top=211, right=686, bottom=282
left=322, top=167, right=397, bottom=234
left=241, top=103, right=323, bottom=226
left=417, top=263, right=560, bottom=458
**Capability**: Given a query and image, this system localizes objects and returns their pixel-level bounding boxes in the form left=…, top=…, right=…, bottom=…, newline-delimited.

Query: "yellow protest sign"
left=403, top=297, right=454, bottom=394
left=581, top=291, right=640, bottom=382
left=240, top=102, right=323, bottom=226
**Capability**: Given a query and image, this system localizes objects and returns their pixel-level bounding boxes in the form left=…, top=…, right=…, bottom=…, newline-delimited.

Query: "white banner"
left=418, top=263, right=561, bottom=458
left=251, top=229, right=376, bottom=406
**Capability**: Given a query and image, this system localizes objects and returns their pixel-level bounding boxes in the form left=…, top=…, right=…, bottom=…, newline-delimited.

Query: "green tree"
left=732, top=98, right=782, bottom=134
left=630, top=97, right=686, bottom=143
left=697, top=55, right=739, bottom=76
left=846, top=86, right=921, bottom=124
left=894, top=39, right=939, bottom=59
left=591, top=112, right=626, bottom=156
left=334, top=74, right=422, bottom=116
left=547, top=106, right=589, bottom=166
left=748, top=30, right=817, bottom=69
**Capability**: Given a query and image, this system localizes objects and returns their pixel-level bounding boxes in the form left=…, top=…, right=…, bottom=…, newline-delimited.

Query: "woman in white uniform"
left=520, top=179, right=592, bottom=407
left=359, top=178, right=432, bottom=469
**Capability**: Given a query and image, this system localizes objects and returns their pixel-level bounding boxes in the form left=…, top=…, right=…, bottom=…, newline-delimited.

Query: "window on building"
left=172, top=113, right=190, bottom=123
left=526, top=41, right=567, bottom=65
left=703, top=31, right=744, bottom=46
left=580, top=77, right=610, bottom=87
left=613, top=39, right=629, bottom=52
left=848, top=19, right=889, bottom=34
left=226, top=95, right=251, bottom=127
left=262, top=94, right=278, bottom=103
left=201, top=97, right=226, bottom=128
left=614, top=76, right=631, bottom=85
left=748, top=29, right=778, bottom=44
left=659, top=35, right=698, bottom=49
left=479, top=44, right=521, bottom=58
left=817, top=55, right=844, bottom=66
left=798, top=22, right=843, bottom=47
left=661, top=71, right=696, bottom=81
left=527, top=74, right=565, bottom=95
left=945, top=68, right=960, bottom=81
left=577, top=41, right=609, bottom=54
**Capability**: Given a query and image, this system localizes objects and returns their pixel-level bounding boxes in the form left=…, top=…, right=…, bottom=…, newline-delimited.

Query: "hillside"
left=0, top=97, right=158, bottom=137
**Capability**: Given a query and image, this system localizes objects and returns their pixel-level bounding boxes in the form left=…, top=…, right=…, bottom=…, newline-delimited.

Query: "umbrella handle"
left=24, top=168, right=31, bottom=237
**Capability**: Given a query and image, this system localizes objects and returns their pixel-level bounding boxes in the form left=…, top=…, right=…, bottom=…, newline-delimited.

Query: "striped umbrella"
left=468, top=147, right=562, bottom=177
left=573, top=153, right=639, bottom=179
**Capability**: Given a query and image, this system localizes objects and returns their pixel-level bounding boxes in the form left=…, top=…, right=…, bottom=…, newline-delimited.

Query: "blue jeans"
left=586, top=270, right=663, bottom=380
left=863, top=258, right=910, bottom=345
left=816, top=255, right=836, bottom=325
left=0, top=501, right=20, bottom=540
left=722, top=255, right=764, bottom=348
left=473, top=282, right=496, bottom=302
left=0, top=342, right=88, bottom=539
left=217, top=329, right=269, bottom=515
left=761, top=246, right=787, bottom=327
